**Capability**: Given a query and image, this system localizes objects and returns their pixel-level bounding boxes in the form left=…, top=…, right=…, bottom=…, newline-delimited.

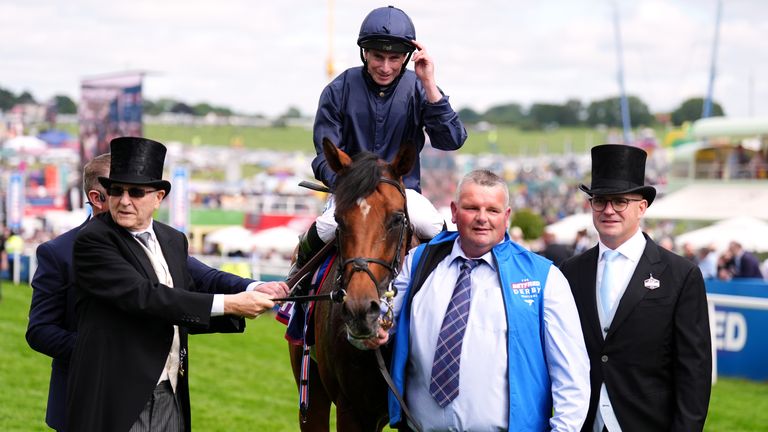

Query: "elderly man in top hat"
left=67, top=137, right=277, bottom=432
left=560, top=144, right=711, bottom=432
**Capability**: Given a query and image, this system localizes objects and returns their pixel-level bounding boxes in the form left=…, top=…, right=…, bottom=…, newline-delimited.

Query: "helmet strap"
left=400, top=51, right=413, bottom=76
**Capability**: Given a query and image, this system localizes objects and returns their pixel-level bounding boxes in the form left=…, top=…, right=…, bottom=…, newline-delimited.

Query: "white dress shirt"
left=392, top=238, right=590, bottom=431
left=593, top=228, right=646, bottom=432
left=131, top=224, right=181, bottom=391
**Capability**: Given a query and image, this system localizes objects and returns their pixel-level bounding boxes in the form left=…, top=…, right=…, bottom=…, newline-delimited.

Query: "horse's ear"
left=390, top=141, right=418, bottom=178
left=322, top=138, right=352, bottom=173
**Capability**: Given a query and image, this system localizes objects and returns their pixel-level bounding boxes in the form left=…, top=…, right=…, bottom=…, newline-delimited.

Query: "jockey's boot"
left=286, top=222, right=326, bottom=296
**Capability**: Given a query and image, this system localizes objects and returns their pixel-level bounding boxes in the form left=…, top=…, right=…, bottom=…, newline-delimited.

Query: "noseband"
left=334, top=177, right=410, bottom=296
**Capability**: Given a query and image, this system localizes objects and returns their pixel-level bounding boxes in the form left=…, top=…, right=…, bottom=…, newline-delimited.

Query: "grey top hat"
left=98, top=137, right=171, bottom=194
left=579, top=144, right=656, bottom=206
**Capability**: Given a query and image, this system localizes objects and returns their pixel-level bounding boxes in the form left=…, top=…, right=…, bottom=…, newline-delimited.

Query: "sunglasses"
left=107, top=185, right=159, bottom=198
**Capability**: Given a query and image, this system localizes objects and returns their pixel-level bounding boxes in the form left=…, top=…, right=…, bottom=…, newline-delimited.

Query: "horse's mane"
left=334, top=151, right=385, bottom=214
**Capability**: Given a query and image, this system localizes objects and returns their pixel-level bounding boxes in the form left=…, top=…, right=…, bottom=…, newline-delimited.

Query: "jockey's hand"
left=361, top=327, right=390, bottom=350
left=253, top=281, right=290, bottom=299
left=411, top=40, right=441, bottom=103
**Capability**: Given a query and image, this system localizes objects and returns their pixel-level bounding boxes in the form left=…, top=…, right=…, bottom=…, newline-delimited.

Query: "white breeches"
left=315, top=189, right=445, bottom=243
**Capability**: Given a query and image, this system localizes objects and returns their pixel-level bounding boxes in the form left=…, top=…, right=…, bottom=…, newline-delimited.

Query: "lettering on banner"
left=714, top=311, right=747, bottom=352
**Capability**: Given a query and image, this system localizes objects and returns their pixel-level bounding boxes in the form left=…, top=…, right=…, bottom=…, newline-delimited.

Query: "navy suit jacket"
left=26, top=218, right=252, bottom=431
left=735, top=251, right=763, bottom=278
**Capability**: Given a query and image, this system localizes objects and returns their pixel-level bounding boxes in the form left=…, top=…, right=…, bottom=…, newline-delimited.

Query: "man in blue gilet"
left=367, top=169, right=590, bottom=431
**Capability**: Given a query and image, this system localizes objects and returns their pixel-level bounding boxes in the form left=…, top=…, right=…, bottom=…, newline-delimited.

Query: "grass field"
left=2, top=281, right=766, bottom=431
left=60, top=123, right=614, bottom=156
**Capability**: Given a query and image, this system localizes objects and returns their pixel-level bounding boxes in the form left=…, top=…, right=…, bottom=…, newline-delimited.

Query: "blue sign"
left=5, top=172, right=24, bottom=231
left=169, top=166, right=189, bottom=233
left=707, top=279, right=768, bottom=381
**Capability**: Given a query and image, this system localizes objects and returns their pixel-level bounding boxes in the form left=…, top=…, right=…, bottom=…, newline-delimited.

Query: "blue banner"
left=169, top=166, right=190, bottom=234
left=707, top=279, right=768, bottom=381
left=5, top=172, right=24, bottom=231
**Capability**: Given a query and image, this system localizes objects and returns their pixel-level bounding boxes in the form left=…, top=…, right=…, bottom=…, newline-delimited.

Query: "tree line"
left=458, top=96, right=725, bottom=129
left=1, top=84, right=724, bottom=128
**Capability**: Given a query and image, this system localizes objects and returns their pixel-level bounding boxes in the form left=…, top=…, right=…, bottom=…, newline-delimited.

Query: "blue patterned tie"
left=430, top=257, right=480, bottom=407
left=600, top=250, right=621, bottom=318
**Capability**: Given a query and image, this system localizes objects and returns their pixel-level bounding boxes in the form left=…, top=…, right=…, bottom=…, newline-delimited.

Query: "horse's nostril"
left=368, top=300, right=381, bottom=318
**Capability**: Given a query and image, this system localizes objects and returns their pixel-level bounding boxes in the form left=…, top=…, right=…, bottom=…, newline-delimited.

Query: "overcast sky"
left=2, top=0, right=766, bottom=118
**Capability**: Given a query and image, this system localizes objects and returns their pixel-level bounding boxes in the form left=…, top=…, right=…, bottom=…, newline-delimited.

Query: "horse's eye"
left=389, top=212, right=405, bottom=228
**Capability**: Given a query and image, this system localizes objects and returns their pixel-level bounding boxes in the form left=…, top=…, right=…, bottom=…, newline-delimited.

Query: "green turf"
left=2, top=281, right=765, bottom=430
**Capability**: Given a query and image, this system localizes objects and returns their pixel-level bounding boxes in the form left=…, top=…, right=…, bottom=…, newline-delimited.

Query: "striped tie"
left=429, top=257, right=480, bottom=407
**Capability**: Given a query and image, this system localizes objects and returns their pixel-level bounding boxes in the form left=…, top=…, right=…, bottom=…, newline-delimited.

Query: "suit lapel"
left=608, top=235, right=667, bottom=336
left=154, top=223, right=184, bottom=291
left=103, top=213, right=158, bottom=281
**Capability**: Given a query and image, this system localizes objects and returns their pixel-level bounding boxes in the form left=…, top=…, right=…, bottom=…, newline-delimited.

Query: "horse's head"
left=322, top=138, right=417, bottom=340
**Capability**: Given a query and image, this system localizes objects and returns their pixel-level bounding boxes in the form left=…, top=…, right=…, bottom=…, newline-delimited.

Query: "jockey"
left=289, top=5, right=468, bottom=290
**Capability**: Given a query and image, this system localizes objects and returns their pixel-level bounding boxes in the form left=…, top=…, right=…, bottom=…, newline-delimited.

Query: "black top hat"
left=579, top=144, right=656, bottom=206
left=98, top=137, right=171, bottom=195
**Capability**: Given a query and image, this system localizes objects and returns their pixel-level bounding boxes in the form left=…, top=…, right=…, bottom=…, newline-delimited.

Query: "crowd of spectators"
left=4, top=142, right=768, bottom=286
left=661, top=239, right=768, bottom=282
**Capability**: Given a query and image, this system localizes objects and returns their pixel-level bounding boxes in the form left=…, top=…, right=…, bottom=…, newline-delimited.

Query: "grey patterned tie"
left=429, top=257, right=480, bottom=407
left=135, top=232, right=152, bottom=249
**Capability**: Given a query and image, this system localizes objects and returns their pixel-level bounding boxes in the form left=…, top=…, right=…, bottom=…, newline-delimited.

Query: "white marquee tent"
left=676, top=216, right=768, bottom=253
left=250, top=226, right=300, bottom=255
left=645, top=183, right=768, bottom=221
left=544, top=212, right=596, bottom=244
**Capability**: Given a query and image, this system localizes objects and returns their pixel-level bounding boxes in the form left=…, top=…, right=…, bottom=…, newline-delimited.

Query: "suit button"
left=603, top=327, right=609, bottom=333
left=601, top=355, right=609, bottom=363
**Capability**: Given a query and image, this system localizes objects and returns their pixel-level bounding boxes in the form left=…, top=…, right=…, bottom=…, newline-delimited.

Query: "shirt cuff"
left=211, top=294, right=225, bottom=316
left=425, top=95, right=449, bottom=106
left=246, top=281, right=264, bottom=292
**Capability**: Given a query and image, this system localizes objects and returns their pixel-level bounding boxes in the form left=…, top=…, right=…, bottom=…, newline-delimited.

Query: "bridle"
left=333, top=176, right=422, bottom=431
left=283, top=175, right=422, bottom=431
left=333, top=177, right=411, bottom=301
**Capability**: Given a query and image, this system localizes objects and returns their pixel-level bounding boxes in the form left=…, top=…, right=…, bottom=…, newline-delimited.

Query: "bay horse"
left=288, top=138, right=417, bottom=431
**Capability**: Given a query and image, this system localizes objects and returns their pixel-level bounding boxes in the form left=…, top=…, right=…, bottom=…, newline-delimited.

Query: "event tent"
left=3, top=135, right=47, bottom=154
left=675, top=216, right=768, bottom=253
left=37, top=130, right=76, bottom=147
left=204, top=226, right=256, bottom=255
left=250, top=226, right=300, bottom=255
left=204, top=225, right=301, bottom=256
left=645, top=183, right=768, bottom=221
left=544, top=212, right=596, bottom=244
